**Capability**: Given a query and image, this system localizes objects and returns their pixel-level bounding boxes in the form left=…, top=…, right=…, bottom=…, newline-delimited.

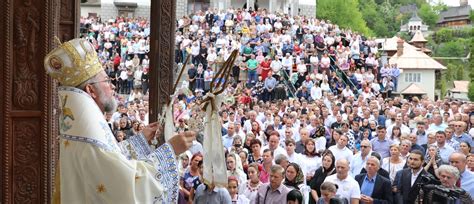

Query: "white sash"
left=202, top=93, right=228, bottom=187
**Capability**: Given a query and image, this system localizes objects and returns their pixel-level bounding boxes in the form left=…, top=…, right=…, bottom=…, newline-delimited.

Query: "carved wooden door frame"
left=1, top=0, right=62, bottom=202
left=0, top=0, right=175, bottom=203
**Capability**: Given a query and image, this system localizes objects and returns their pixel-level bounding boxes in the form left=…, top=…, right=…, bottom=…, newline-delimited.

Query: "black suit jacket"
left=355, top=173, right=393, bottom=204
left=421, top=144, right=428, bottom=155
left=398, top=168, right=427, bottom=204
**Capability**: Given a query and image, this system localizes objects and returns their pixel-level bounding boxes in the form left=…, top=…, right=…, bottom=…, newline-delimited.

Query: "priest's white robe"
left=54, top=87, right=178, bottom=204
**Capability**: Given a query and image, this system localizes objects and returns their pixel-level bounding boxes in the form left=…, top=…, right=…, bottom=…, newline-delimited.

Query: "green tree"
left=359, top=0, right=378, bottom=29
left=378, top=1, right=400, bottom=37
left=470, top=10, right=474, bottom=23
left=432, top=3, right=448, bottom=14
left=434, top=28, right=453, bottom=43
left=398, top=32, right=412, bottom=42
left=359, top=0, right=390, bottom=37
left=418, top=4, right=438, bottom=28
left=468, top=83, right=474, bottom=101
left=393, top=0, right=425, bottom=7
left=445, top=64, right=454, bottom=82
left=435, top=40, right=467, bottom=58
left=456, top=64, right=465, bottom=80
left=316, top=0, right=371, bottom=35
left=470, top=38, right=474, bottom=80
left=440, top=76, right=447, bottom=99
left=468, top=38, right=474, bottom=101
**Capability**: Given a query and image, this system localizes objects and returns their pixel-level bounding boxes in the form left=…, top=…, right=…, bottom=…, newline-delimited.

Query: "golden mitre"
left=44, top=38, right=103, bottom=87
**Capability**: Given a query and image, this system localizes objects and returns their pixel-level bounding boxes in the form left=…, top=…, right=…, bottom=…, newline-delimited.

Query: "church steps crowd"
left=81, top=6, right=474, bottom=204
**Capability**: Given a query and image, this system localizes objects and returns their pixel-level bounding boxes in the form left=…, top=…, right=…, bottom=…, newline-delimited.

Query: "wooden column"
left=0, top=0, right=77, bottom=203
left=149, top=0, right=176, bottom=124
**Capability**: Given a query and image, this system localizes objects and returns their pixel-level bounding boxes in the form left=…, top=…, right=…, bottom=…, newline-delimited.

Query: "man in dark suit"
left=205, top=11, right=214, bottom=26
left=360, top=152, right=391, bottom=180
left=397, top=150, right=427, bottom=204
left=355, top=156, right=393, bottom=204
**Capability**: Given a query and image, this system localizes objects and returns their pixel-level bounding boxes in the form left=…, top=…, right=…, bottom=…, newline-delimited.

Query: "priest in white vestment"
left=45, top=38, right=195, bottom=203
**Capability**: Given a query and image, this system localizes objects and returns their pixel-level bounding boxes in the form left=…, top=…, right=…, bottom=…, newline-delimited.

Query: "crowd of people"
left=81, top=5, right=474, bottom=204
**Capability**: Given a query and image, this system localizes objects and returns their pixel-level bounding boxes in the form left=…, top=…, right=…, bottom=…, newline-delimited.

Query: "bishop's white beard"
left=98, top=90, right=117, bottom=114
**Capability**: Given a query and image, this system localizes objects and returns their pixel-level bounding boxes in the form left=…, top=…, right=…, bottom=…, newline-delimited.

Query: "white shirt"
left=411, top=169, right=422, bottom=187
left=287, top=152, right=307, bottom=174
left=366, top=73, right=375, bottom=82
left=371, top=82, right=381, bottom=93
left=274, top=22, right=283, bottom=30
left=133, top=70, right=143, bottom=81
left=328, top=145, right=353, bottom=163
left=243, top=119, right=264, bottom=134
left=270, top=60, right=282, bottom=73
left=271, top=35, right=281, bottom=45
left=180, top=39, right=192, bottom=49
left=324, top=174, right=361, bottom=202
left=381, top=158, right=406, bottom=182
left=189, top=24, right=198, bottom=33
left=207, top=52, right=217, bottom=62
left=297, top=64, right=307, bottom=74
left=310, top=56, right=319, bottom=64
left=215, top=38, right=228, bottom=48
left=204, top=70, right=214, bottom=82
left=239, top=180, right=261, bottom=204
left=119, top=70, right=128, bottom=80
left=287, top=152, right=304, bottom=164
left=302, top=155, right=321, bottom=177
left=320, top=57, right=331, bottom=67
left=321, top=82, right=331, bottom=92
left=354, top=73, right=363, bottom=82
left=211, top=26, right=221, bottom=34
left=342, top=88, right=354, bottom=98
left=189, top=140, right=204, bottom=155
left=350, top=152, right=371, bottom=177
left=256, top=112, right=266, bottom=125
left=282, top=57, right=294, bottom=69
left=191, top=45, right=200, bottom=56
left=315, top=137, right=327, bottom=152
left=125, top=59, right=133, bottom=68
left=310, top=85, right=322, bottom=100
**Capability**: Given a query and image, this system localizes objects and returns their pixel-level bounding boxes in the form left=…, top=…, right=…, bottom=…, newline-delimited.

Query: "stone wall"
left=81, top=0, right=152, bottom=20
left=81, top=0, right=316, bottom=20
left=80, top=5, right=101, bottom=17
left=135, top=5, right=151, bottom=20
left=297, top=3, right=316, bottom=18
left=210, top=0, right=232, bottom=11
left=176, top=0, right=188, bottom=18
left=248, top=0, right=255, bottom=10
left=100, top=3, right=118, bottom=20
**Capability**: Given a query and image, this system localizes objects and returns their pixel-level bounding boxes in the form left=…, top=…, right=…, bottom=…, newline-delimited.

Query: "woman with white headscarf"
left=227, top=152, right=247, bottom=185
